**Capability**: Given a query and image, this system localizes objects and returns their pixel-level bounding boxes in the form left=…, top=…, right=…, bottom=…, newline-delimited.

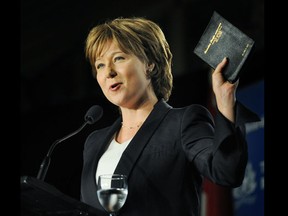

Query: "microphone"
left=36, top=105, right=103, bottom=181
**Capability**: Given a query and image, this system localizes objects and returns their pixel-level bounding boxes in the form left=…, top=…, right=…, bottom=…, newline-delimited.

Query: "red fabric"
left=202, top=179, right=234, bottom=216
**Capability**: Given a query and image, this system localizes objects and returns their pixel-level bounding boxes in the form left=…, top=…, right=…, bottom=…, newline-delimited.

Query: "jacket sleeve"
left=182, top=101, right=260, bottom=187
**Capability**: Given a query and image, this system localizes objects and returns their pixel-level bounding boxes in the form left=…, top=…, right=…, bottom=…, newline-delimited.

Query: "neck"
left=121, top=121, right=143, bottom=129
left=120, top=98, right=157, bottom=128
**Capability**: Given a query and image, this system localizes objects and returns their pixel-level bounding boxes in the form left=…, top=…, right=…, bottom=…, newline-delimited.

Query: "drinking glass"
left=97, top=174, right=128, bottom=216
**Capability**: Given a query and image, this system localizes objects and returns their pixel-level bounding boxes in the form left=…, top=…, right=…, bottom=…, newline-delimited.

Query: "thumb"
left=214, top=57, right=228, bottom=75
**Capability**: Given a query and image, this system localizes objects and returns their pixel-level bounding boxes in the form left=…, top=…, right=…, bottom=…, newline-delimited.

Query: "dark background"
left=21, top=0, right=264, bottom=200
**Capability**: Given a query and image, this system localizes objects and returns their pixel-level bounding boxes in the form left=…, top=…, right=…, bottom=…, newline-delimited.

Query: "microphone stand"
left=36, top=104, right=103, bottom=181
left=36, top=121, right=89, bottom=181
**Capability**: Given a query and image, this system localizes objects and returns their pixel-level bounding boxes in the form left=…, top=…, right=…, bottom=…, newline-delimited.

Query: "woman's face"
left=94, top=40, right=153, bottom=108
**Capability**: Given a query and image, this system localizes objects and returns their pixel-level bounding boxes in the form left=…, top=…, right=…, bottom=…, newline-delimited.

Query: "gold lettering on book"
left=204, top=23, right=223, bottom=54
left=242, top=43, right=250, bottom=56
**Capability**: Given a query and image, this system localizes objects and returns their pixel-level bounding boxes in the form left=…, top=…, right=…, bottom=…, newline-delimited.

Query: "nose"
left=105, top=66, right=117, bottom=78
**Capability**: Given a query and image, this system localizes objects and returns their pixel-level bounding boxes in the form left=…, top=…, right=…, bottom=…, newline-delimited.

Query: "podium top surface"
left=21, top=176, right=106, bottom=216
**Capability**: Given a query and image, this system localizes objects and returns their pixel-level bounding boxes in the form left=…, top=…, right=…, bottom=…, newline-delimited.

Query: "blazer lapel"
left=89, top=118, right=122, bottom=208
left=93, top=118, right=122, bottom=183
left=114, top=99, right=172, bottom=179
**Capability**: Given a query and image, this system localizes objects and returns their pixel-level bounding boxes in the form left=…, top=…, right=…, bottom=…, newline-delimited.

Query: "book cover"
left=193, top=11, right=255, bottom=83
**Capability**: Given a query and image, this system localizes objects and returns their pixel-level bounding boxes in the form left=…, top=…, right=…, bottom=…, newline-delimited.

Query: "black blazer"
left=81, top=99, right=259, bottom=216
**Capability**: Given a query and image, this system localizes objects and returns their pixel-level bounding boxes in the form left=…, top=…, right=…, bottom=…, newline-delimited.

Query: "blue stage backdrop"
left=233, top=80, right=264, bottom=216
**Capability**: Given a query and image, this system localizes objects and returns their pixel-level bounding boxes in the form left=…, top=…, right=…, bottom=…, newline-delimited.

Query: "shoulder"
left=162, top=103, right=214, bottom=127
left=159, top=99, right=211, bottom=117
left=170, top=103, right=212, bottom=118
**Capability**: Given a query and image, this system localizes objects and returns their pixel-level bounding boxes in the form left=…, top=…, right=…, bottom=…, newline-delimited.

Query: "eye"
left=114, top=56, right=124, bottom=62
left=96, top=63, right=105, bottom=70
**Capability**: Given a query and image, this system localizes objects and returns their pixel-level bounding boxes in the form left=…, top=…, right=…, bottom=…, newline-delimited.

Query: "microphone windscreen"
left=85, top=105, right=103, bottom=124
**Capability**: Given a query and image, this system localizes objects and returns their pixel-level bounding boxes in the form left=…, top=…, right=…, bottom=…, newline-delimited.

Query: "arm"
left=203, top=58, right=260, bottom=186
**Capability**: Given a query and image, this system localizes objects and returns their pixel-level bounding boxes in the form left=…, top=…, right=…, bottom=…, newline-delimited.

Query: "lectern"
left=21, top=176, right=106, bottom=216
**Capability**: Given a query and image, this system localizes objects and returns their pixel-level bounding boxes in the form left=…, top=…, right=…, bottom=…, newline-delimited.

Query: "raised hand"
left=212, top=57, right=239, bottom=123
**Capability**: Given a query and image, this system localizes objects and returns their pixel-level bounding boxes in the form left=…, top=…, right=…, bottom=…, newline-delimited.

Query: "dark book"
left=193, top=11, right=255, bottom=83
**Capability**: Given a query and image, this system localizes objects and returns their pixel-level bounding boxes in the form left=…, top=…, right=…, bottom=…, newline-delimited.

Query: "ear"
left=147, top=63, right=155, bottom=72
left=145, top=63, right=154, bottom=79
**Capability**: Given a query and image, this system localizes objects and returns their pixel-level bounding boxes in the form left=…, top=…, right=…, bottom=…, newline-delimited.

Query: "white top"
left=95, top=137, right=131, bottom=184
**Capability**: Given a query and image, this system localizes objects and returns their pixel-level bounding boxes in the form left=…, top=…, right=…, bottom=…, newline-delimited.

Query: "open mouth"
left=110, top=82, right=122, bottom=91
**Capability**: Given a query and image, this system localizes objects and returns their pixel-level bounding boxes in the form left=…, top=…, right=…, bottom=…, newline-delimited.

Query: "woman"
left=80, top=17, right=259, bottom=216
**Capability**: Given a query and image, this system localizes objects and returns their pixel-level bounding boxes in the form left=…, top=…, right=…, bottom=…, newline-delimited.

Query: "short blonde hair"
left=85, top=17, right=173, bottom=101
